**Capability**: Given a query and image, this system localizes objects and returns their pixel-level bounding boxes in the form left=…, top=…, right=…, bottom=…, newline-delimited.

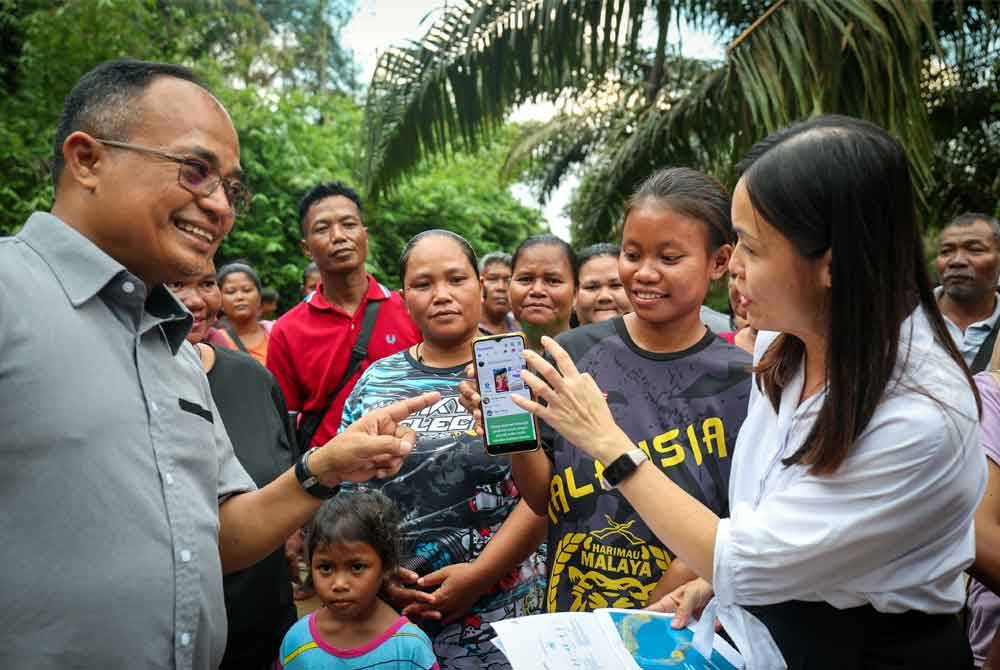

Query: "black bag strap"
left=224, top=325, right=250, bottom=355
left=971, top=315, right=1000, bottom=374
left=297, top=299, right=382, bottom=447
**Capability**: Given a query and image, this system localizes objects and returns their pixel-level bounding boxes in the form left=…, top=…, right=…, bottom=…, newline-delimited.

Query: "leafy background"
left=0, top=0, right=543, bottom=310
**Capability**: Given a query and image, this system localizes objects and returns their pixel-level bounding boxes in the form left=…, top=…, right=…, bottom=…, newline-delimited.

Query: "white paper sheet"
left=491, top=612, right=633, bottom=670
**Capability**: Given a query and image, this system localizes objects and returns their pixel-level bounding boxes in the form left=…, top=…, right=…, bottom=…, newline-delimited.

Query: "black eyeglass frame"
left=95, top=138, right=251, bottom=216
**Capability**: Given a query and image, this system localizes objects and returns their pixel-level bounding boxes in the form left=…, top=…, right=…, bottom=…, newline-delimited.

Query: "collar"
left=934, top=285, right=1000, bottom=330
left=307, top=274, right=392, bottom=314
left=147, top=285, right=195, bottom=354
left=19, top=212, right=191, bottom=354
left=19, top=212, right=126, bottom=307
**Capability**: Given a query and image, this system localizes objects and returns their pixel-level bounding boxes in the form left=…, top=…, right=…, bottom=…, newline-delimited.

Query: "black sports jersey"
left=545, top=317, right=751, bottom=613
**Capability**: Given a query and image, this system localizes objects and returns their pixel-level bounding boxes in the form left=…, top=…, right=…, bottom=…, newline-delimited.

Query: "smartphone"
left=471, top=332, right=540, bottom=455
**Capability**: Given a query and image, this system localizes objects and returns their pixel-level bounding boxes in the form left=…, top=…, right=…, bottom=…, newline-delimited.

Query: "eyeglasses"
left=95, top=139, right=252, bottom=216
left=483, top=274, right=512, bottom=286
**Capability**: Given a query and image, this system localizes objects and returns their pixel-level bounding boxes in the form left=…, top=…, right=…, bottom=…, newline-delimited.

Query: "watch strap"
left=599, top=448, right=648, bottom=491
left=295, top=447, right=340, bottom=500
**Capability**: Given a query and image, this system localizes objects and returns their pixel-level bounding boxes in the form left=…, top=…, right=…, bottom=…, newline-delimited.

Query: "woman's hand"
left=513, top=336, right=631, bottom=464
left=645, top=576, right=715, bottom=629
left=385, top=567, right=439, bottom=620
left=406, top=563, right=490, bottom=623
left=457, top=365, right=485, bottom=437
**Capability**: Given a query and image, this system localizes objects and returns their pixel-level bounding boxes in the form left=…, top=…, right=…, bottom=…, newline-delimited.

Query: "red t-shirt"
left=266, top=275, right=421, bottom=447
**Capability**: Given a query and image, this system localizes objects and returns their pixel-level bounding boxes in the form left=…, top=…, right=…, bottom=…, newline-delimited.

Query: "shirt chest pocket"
left=152, top=394, right=221, bottom=484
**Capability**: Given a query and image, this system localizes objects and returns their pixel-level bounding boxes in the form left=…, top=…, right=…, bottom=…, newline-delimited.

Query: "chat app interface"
left=476, top=337, right=536, bottom=445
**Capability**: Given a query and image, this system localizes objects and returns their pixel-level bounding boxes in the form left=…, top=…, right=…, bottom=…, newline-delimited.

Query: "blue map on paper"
left=606, top=611, right=739, bottom=669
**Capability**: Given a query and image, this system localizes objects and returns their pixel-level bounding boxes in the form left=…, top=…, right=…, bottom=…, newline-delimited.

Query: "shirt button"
left=150, top=401, right=159, bottom=413
left=122, top=280, right=136, bottom=294
left=164, top=473, right=174, bottom=486
left=180, top=632, right=191, bottom=646
left=180, top=549, right=192, bottom=562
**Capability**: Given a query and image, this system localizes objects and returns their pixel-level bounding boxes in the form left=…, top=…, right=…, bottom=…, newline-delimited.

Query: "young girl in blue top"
left=278, top=491, right=439, bottom=670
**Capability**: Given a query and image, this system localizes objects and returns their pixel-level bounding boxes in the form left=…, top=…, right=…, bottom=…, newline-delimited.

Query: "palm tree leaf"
left=361, top=0, right=651, bottom=199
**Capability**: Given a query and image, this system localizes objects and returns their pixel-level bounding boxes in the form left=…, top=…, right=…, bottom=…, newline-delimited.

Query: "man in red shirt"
left=267, top=182, right=421, bottom=450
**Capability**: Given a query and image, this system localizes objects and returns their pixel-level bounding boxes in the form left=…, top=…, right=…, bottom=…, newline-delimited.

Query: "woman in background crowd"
left=339, top=230, right=546, bottom=670
left=508, top=234, right=577, bottom=351
left=573, top=243, right=631, bottom=325
left=209, top=262, right=274, bottom=365
left=169, top=261, right=297, bottom=670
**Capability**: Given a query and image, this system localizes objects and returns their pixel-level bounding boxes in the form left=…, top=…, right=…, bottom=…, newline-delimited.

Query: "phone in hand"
left=471, top=332, right=540, bottom=456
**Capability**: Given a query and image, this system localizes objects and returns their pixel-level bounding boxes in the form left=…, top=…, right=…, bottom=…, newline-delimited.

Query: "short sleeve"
left=974, top=372, right=1000, bottom=466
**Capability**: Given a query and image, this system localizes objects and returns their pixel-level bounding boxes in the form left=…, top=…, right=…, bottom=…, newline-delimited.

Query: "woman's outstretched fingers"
left=521, top=349, right=566, bottom=394
left=510, top=386, right=549, bottom=421
left=518, top=368, right=552, bottom=404
left=540, top=335, right=581, bottom=377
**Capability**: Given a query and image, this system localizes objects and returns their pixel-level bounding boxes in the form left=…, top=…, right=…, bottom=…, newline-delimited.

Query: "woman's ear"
left=709, top=244, right=734, bottom=281
left=820, top=249, right=833, bottom=289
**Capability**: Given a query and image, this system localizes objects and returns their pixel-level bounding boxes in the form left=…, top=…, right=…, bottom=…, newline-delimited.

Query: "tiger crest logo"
left=546, top=515, right=669, bottom=613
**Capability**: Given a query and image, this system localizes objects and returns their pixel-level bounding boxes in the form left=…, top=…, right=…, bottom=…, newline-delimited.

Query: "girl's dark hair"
left=511, top=234, right=579, bottom=286
left=577, top=243, right=620, bottom=272
left=306, top=490, right=402, bottom=574
left=216, top=262, right=262, bottom=293
left=399, top=229, right=478, bottom=283
left=625, top=167, right=734, bottom=251
left=741, top=114, right=978, bottom=475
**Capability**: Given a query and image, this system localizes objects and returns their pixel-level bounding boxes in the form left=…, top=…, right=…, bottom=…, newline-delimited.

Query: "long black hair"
left=741, top=114, right=977, bottom=475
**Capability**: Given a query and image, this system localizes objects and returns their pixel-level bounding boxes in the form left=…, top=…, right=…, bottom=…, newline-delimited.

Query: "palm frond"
left=570, top=0, right=940, bottom=243
left=361, top=0, right=649, bottom=199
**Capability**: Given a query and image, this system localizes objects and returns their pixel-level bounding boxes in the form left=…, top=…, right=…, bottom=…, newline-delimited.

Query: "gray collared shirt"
left=0, top=213, right=255, bottom=670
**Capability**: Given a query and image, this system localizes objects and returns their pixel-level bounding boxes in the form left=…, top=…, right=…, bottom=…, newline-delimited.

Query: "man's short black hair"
left=52, top=59, right=209, bottom=190
left=297, top=181, right=364, bottom=236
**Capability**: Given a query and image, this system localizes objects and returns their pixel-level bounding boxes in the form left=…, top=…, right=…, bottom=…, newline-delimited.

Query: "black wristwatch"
left=295, top=447, right=340, bottom=500
left=599, top=448, right=649, bottom=491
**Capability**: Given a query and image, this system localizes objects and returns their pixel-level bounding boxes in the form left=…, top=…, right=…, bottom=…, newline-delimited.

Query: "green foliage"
left=0, top=0, right=545, bottom=312
left=214, top=89, right=364, bottom=307
left=366, top=130, right=545, bottom=285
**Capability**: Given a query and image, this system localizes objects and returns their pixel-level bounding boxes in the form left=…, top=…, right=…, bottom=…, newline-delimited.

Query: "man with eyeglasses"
left=0, top=59, right=437, bottom=670
left=478, top=251, right=518, bottom=335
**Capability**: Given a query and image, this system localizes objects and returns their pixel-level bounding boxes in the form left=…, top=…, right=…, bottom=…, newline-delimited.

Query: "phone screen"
left=473, top=333, right=539, bottom=455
